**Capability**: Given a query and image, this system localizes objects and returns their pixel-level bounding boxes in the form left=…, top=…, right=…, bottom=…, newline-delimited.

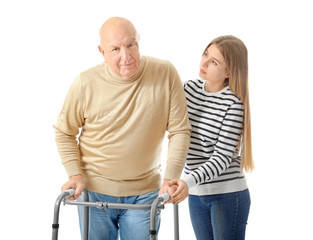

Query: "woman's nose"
left=201, top=59, right=209, bottom=68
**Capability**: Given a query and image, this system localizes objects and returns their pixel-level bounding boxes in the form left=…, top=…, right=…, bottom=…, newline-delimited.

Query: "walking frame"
left=52, top=189, right=180, bottom=240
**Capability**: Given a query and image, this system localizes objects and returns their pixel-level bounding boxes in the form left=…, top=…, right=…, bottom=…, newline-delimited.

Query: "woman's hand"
left=168, top=179, right=189, bottom=204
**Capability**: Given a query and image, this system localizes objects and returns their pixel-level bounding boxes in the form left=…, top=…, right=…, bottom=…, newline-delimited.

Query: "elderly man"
left=54, top=17, right=191, bottom=240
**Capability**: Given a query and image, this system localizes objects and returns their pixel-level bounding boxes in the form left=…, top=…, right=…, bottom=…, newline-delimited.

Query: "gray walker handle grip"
left=65, top=189, right=75, bottom=196
left=158, top=193, right=170, bottom=202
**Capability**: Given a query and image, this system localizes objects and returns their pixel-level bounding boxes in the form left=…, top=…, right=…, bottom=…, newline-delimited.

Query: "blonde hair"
left=204, top=35, right=254, bottom=172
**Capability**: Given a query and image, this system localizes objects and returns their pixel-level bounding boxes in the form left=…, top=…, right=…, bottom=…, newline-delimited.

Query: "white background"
left=1, top=0, right=312, bottom=239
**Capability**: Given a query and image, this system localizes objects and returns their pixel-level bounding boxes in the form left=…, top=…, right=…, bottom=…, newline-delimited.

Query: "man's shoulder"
left=78, top=63, right=104, bottom=82
left=143, top=56, right=179, bottom=76
left=143, top=55, right=171, bottom=67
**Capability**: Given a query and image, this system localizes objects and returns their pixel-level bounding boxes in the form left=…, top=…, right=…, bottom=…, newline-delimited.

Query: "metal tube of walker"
left=83, top=189, right=89, bottom=240
left=149, top=193, right=170, bottom=240
left=174, top=204, right=179, bottom=240
left=52, top=189, right=75, bottom=240
left=52, top=190, right=175, bottom=240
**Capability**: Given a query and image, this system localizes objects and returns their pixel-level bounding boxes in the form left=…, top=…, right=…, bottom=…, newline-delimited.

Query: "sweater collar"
left=102, top=56, right=146, bottom=84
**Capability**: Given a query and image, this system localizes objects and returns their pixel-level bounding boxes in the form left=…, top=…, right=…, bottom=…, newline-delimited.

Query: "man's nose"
left=120, top=47, right=131, bottom=61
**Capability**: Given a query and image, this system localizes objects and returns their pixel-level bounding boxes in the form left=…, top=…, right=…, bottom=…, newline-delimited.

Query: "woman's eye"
left=212, top=60, right=217, bottom=65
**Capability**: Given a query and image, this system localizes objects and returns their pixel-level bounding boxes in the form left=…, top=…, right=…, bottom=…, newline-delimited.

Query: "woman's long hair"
left=204, top=35, right=254, bottom=172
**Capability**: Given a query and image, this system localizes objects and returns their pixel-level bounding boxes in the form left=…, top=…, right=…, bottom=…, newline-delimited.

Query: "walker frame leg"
left=51, top=189, right=75, bottom=240
left=82, top=189, right=89, bottom=240
left=174, top=204, right=180, bottom=240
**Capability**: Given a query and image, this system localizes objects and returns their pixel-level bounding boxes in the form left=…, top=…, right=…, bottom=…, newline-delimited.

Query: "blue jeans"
left=189, top=189, right=251, bottom=240
left=77, top=190, right=160, bottom=240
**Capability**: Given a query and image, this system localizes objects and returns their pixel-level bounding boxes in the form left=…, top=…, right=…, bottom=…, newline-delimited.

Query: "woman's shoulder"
left=184, top=79, right=203, bottom=88
left=223, top=87, right=243, bottom=105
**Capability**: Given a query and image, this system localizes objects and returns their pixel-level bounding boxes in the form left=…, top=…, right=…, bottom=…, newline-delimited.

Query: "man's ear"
left=98, top=45, right=106, bottom=60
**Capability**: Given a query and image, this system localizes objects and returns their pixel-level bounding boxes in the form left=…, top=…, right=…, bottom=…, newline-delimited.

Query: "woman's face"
left=199, top=44, right=229, bottom=91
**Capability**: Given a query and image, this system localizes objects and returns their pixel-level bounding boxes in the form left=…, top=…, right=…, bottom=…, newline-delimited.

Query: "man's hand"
left=61, top=174, right=85, bottom=200
left=158, top=179, right=177, bottom=203
left=169, top=179, right=189, bottom=204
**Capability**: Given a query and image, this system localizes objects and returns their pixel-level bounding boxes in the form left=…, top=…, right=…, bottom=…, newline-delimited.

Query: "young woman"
left=170, top=35, right=254, bottom=240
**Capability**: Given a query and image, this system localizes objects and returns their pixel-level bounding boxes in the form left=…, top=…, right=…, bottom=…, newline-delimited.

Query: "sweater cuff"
left=63, top=161, right=81, bottom=177
left=164, top=164, right=183, bottom=180
left=182, top=174, right=197, bottom=189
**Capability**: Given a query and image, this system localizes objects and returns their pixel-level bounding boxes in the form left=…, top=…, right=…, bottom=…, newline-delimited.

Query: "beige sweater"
left=54, top=56, right=191, bottom=196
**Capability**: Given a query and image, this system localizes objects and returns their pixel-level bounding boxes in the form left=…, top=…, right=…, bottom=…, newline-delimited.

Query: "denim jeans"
left=77, top=190, right=160, bottom=240
left=189, top=189, right=251, bottom=240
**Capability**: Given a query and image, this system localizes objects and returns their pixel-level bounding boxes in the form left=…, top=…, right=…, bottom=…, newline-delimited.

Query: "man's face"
left=99, top=26, right=141, bottom=79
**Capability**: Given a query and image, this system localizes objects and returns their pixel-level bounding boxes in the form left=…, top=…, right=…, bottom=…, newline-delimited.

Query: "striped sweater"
left=182, top=79, right=248, bottom=195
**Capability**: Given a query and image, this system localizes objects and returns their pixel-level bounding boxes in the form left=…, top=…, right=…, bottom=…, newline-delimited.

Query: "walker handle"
left=158, top=193, right=170, bottom=202
left=64, top=188, right=75, bottom=197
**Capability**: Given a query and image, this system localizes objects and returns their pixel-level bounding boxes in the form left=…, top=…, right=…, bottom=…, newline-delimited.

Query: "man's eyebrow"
left=108, top=44, right=119, bottom=49
left=107, top=37, right=138, bottom=49
left=128, top=37, right=138, bottom=43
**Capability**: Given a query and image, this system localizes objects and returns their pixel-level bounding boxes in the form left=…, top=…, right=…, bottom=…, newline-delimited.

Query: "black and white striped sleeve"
left=183, top=101, right=244, bottom=188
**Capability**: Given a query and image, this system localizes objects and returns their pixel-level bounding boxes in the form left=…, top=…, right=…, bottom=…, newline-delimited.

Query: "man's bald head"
left=99, top=17, right=139, bottom=47
left=98, top=17, right=141, bottom=79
